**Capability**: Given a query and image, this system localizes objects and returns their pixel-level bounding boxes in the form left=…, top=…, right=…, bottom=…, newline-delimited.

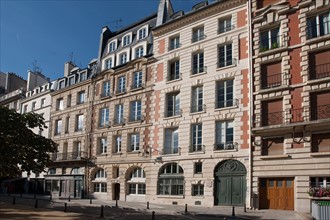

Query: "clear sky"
left=0, top=0, right=204, bottom=81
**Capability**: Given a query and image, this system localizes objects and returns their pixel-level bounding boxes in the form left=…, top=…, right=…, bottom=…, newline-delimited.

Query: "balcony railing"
left=259, top=35, right=283, bottom=52
left=309, top=62, right=330, bottom=80
left=113, top=118, right=126, bottom=126
left=214, top=142, right=238, bottom=151
left=51, top=151, right=87, bottom=162
left=167, top=72, right=182, bottom=81
left=261, top=111, right=284, bottom=126
left=192, top=66, right=207, bottom=75
left=99, top=121, right=111, bottom=128
left=115, top=88, right=126, bottom=95
left=191, top=104, right=206, bottom=113
left=165, top=109, right=182, bottom=118
left=191, top=34, right=206, bottom=43
left=290, top=108, right=304, bottom=123
left=306, top=20, right=330, bottom=40
left=189, top=144, right=205, bottom=153
left=163, top=147, right=180, bottom=155
left=261, top=73, right=282, bottom=89
left=217, top=58, right=237, bottom=68
left=218, top=25, right=235, bottom=34
left=130, top=83, right=144, bottom=90
left=216, top=99, right=238, bottom=109
left=100, top=92, right=111, bottom=98
left=311, top=104, right=330, bottom=120
left=169, top=43, right=181, bottom=51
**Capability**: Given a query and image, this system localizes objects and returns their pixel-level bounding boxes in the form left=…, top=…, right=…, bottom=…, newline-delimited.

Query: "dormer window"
left=135, top=46, right=144, bottom=58
left=109, top=41, right=116, bottom=52
left=105, top=58, right=113, bottom=69
left=119, top=52, right=127, bottom=65
left=122, top=34, right=131, bottom=46
left=138, top=27, right=147, bottom=40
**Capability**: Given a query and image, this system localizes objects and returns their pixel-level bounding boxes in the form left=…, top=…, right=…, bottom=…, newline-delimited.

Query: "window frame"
left=168, top=59, right=180, bottom=81
left=129, top=133, right=140, bottom=152
left=130, top=100, right=142, bottom=121
left=216, top=79, right=234, bottom=108
left=191, top=86, right=204, bottom=113
left=164, top=127, right=179, bottom=155
left=166, top=91, right=181, bottom=117
left=191, top=123, right=203, bottom=152
left=218, top=43, right=233, bottom=68
left=192, top=51, right=205, bottom=74
left=215, top=120, right=234, bottom=150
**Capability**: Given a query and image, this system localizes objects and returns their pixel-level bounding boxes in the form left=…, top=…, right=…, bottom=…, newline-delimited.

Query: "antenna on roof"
left=32, top=60, right=41, bottom=73
left=107, top=19, right=123, bottom=31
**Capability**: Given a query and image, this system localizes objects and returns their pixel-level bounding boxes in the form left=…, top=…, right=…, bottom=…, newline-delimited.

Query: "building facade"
left=250, top=0, right=330, bottom=212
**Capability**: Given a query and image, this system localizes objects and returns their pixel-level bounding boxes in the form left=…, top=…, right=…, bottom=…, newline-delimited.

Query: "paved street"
left=0, top=194, right=312, bottom=220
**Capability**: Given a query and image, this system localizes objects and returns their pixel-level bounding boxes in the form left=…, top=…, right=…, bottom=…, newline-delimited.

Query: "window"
left=68, top=76, right=75, bottom=86
left=94, top=183, right=107, bottom=193
left=169, top=35, right=180, bottom=50
left=114, top=135, right=122, bottom=153
left=135, top=46, right=144, bottom=58
left=76, top=114, right=84, bottom=131
left=59, top=80, right=65, bottom=89
left=261, top=62, right=282, bottom=89
left=218, top=17, right=233, bottom=34
left=115, top=104, right=124, bottom=124
left=117, top=76, right=126, bottom=93
left=215, top=120, right=234, bottom=150
left=99, top=108, right=110, bottom=127
left=138, top=27, right=147, bottom=39
left=259, top=27, right=280, bottom=52
left=95, top=169, right=107, bottom=178
left=310, top=177, right=330, bottom=188
left=56, top=98, right=64, bottom=110
left=32, top=102, right=36, bottom=111
left=128, top=168, right=146, bottom=195
left=166, top=92, right=180, bottom=117
left=109, top=41, right=116, bottom=52
left=192, top=184, right=204, bottom=196
left=132, top=71, right=143, bottom=89
left=309, top=49, right=330, bottom=80
left=99, top=138, right=107, bottom=154
left=67, top=95, right=72, bottom=107
left=129, top=184, right=146, bottom=195
left=192, top=51, right=205, bottom=74
left=218, top=43, right=233, bottom=68
left=168, top=60, right=180, bottom=81
left=105, top=58, right=113, bottom=69
left=194, top=162, right=202, bottom=174
left=80, top=72, right=87, bottom=81
left=191, top=124, right=203, bottom=152
left=217, top=79, right=234, bottom=108
left=65, top=117, right=70, bottom=134
left=119, top=52, right=127, bottom=65
left=23, top=105, right=28, bottom=113
left=129, top=133, right=140, bottom=152
left=77, top=91, right=85, bottom=104
left=131, top=168, right=145, bottom=178
left=164, top=128, right=179, bottom=155
left=307, top=11, right=330, bottom=39
left=262, top=137, right=284, bottom=155
left=55, top=119, right=62, bottom=135
left=158, top=163, right=184, bottom=195
left=93, top=169, right=107, bottom=193
left=122, top=34, right=131, bottom=46
left=191, top=86, right=203, bottom=113
left=102, top=81, right=111, bottom=97
left=261, top=99, right=283, bottom=126
left=41, top=98, right=46, bottom=108
left=311, top=133, right=330, bottom=153
left=310, top=91, right=330, bottom=120
left=48, top=168, right=56, bottom=175
left=73, top=142, right=81, bottom=159
left=130, top=100, right=142, bottom=121
left=192, top=26, right=205, bottom=42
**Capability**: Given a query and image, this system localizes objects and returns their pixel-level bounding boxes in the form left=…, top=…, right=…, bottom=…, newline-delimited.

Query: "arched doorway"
left=214, top=159, right=246, bottom=206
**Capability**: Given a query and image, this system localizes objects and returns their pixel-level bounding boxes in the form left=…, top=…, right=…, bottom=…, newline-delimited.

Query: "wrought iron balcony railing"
left=189, top=144, right=205, bottom=153
left=218, top=25, right=235, bottom=34
left=163, top=147, right=180, bottom=155
left=191, top=104, right=206, bottom=113
left=130, top=83, right=144, bottom=90
left=309, top=62, right=330, bottom=80
left=100, top=92, right=111, bottom=99
left=217, top=58, right=237, bottom=68
left=51, top=151, right=87, bottom=162
left=167, top=72, right=182, bottom=81
left=261, top=73, right=282, bottom=89
left=311, top=104, right=330, bottom=120
left=216, top=99, right=238, bottom=109
left=165, top=109, right=182, bottom=118
left=214, top=142, right=238, bottom=151
left=192, top=34, right=206, bottom=43
left=192, top=66, right=207, bottom=75
left=113, top=118, right=126, bottom=126
left=169, top=43, right=181, bottom=51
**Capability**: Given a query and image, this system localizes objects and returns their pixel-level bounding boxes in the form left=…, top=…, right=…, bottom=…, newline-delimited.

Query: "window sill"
left=157, top=195, right=184, bottom=199
left=216, top=63, right=236, bottom=72
left=166, top=78, right=182, bottom=84
left=310, top=152, right=330, bottom=157
left=164, top=115, right=182, bottom=120
left=260, top=154, right=289, bottom=160
left=258, top=85, right=289, bottom=94
left=115, top=91, right=126, bottom=96
left=305, top=34, right=330, bottom=45
left=214, top=105, right=238, bottom=111
left=127, top=151, right=141, bottom=155
left=214, top=149, right=238, bottom=153
left=190, top=71, right=207, bottom=77
left=112, top=152, right=122, bottom=156
left=96, top=153, right=108, bottom=157
left=188, top=151, right=205, bottom=155
left=190, top=110, right=206, bottom=115
left=130, top=86, right=144, bottom=92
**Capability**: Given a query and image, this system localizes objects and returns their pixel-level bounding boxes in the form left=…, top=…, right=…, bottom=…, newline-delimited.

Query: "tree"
left=0, top=106, right=57, bottom=178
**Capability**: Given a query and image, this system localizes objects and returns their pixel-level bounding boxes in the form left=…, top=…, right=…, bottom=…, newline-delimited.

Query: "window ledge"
left=260, top=154, right=289, bottom=160
left=190, top=71, right=207, bottom=78
left=157, top=195, right=184, bottom=199
left=310, top=152, right=330, bottom=157
left=127, top=151, right=141, bottom=155
left=166, top=78, right=182, bottom=84
left=96, top=153, right=108, bottom=157
left=258, top=85, right=289, bottom=94
left=188, top=151, right=205, bottom=155
left=190, top=110, right=206, bottom=115
left=257, top=46, right=287, bottom=57
left=164, top=115, right=182, bottom=120
left=214, top=149, right=238, bottom=153
left=215, top=105, right=238, bottom=111
left=216, top=63, right=236, bottom=72
left=306, top=34, right=330, bottom=45
left=130, top=86, right=144, bottom=92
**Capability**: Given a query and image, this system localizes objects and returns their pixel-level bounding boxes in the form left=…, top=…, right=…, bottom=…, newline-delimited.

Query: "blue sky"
left=0, top=0, right=203, bottom=80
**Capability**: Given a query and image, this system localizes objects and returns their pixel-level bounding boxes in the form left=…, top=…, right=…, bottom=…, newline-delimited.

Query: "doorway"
left=113, top=183, right=120, bottom=200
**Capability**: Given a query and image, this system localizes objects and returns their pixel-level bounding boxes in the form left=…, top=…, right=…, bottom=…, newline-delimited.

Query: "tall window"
left=169, top=35, right=180, bottom=50
left=102, top=81, right=111, bottom=97
left=259, top=27, right=280, bottom=52
left=218, top=43, right=233, bottom=67
left=166, top=92, right=180, bottom=117
left=217, top=79, right=234, bottom=108
left=129, top=133, right=140, bottom=151
left=192, top=184, right=204, bottom=196
left=215, top=120, right=234, bottom=150
left=192, top=26, right=205, bottom=42
left=218, top=17, right=232, bottom=34
left=55, top=119, right=62, bottom=135
left=192, top=51, right=204, bottom=74
left=119, top=52, right=127, bottom=65
left=164, top=128, right=179, bottom=154
left=168, top=60, right=180, bottom=81
left=117, top=76, right=126, bottom=93
left=135, top=46, right=144, bottom=58
left=93, top=169, right=107, bottom=193
left=99, top=108, right=110, bottom=127
left=76, top=114, right=84, bottom=131
left=307, top=11, right=330, bottom=39
left=130, top=100, right=142, bottom=121
left=122, top=34, right=131, bottom=46
left=128, top=168, right=146, bottom=195
left=114, top=135, right=122, bottom=153
left=105, top=58, right=113, bottom=69
left=115, top=104, right=124, bottom=124
left=132, top=71, right=143, bottom=89
left=99, top=138, right=107, bottom=154
left=138, top=28, right=147, bottom=39
left=158, top=163, right=184, bottom=195
left=67, top=95, right=72, bottom=107
left=80, top=72, right=87, bottom=81
left=109, top=41, right=116, bottom=52
left=191, top=124, right=203, bottom=152
left=77, top=91, right=85, bottom=104
left=56, top=98, right=64, bottom=110
left=191, top=86, right=203, bottom=113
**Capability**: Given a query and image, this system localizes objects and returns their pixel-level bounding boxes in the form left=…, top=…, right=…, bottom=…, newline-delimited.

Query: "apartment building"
left=46, top=61, right=97, bottom=198
left=150, top=0, right=250, bottom=207
left=251, top=0, right=330, bottom=212
left=90, top=13, right=157, bottom=201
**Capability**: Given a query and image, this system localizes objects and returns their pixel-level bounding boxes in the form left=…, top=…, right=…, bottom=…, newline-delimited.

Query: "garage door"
left=259, top=178, right=294, bottom=210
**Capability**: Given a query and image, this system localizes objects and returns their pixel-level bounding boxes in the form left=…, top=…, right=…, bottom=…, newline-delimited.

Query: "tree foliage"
left=0, top=106, right=57, bottom=178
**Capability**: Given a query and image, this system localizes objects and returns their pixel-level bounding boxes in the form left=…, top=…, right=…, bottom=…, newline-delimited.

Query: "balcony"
left=191, top=104, right=206, bottom=113
left=192, top=66, right=207, bottom=75
left=306, top=20, right=330, bottom=40
left=259, top=35, right=284, bottom=52
left=261, top=73, right=282, bottom=89
left=130, top=83, right=144, bottom=90
left=189, top=144, right=205, bottom=153
left=113, top=118, right=126, bottom=126
left=309, top=62, right=330, bottom=80
left=100, top=92, right=111, bottom=99
left=167, top=72, right=182, bottom=82
left=311, top=104, right=330, bottom=120
left=214, top=142, right=238, bottom=151
left=115, top=88, right=126, bottom=95
left=216, top=99, right=238, bottom=109
left=163, top=147, right=180, bottom=155
left=168, top=43, right=181, bottom=51
left=191, top=34, right=206, bottom=43
left=51, top=151, right=87, bottom=162
left=218, top=25, right=235, bottom=34
left=217, top=58, right=237, bottom=69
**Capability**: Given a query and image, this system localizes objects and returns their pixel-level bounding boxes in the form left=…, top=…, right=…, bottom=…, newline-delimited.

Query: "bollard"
left=35, top=199, right=38, bottom=208
left=244, top=203, right=246, bottom=213
left=68, top=195, right=71, bottom=202
left=152, top=211, right=155, bottom=220
left=100, top=205, right=104, bottom=218
left=185, top=204, right=188, bottom=214
left=64, top=203, right=67, bottom=212
left=147, top=201, right=149, bottom=209
left=232, top=206, right=235, bottom=217
left=115, top=199, right=118, bottom=207
left=90, top=197, right=92, bottom=204
left=12, top=197, right=16, bottom=205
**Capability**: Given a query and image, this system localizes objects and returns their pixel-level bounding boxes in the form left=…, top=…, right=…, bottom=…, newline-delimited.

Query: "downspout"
left=247, top=0, right=253, bottom=210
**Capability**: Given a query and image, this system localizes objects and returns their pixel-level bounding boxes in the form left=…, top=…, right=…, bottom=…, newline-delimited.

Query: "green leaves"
left=0, top=106, right=57, bottom=178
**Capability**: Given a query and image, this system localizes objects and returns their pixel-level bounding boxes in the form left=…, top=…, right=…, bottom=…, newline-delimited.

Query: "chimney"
left=64, top=62, right=75, bottom=77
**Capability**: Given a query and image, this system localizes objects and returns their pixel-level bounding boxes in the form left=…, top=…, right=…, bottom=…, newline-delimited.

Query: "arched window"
left=127, top=167, right=146, bottom=195
left=158, top=163, right=184, bottom=195
left=93, top=169, right=107, bottom=193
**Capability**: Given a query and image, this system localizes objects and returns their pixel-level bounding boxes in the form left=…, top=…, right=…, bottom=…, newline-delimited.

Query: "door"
left=114, top=183, right=120, bottom=200
left=74, top=180, right=82, bottom=198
